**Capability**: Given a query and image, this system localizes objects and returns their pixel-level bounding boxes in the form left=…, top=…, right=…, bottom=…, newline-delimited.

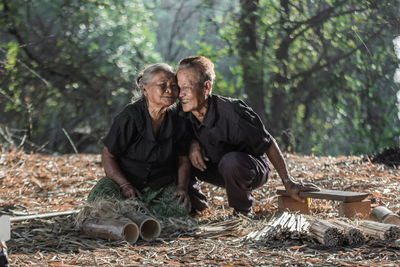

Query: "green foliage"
left=0, top=0, right=399, bottom=155
left=189, top=0, right=400, bottom=155
left=4, top=42, right=18, bottom=71
left=0, top=0, right=160, bottom=152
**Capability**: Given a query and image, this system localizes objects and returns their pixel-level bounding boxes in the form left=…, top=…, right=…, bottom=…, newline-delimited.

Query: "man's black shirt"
left=103, top=97, right=191, bottom=190
left=184, top=94, right=273, bottom=164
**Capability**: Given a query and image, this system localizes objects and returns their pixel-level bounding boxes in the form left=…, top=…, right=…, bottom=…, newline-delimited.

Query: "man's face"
left=177, top=67, right=207, bottom=113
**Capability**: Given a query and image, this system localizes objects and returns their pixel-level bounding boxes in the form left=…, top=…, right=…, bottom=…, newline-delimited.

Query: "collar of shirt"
left=189, top=95, right=216, bottom=130
left=141, top=97, right=174, bottom=142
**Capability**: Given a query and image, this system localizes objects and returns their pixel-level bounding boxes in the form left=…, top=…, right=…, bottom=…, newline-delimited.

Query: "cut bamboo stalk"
left=358, top=220, right=400, bottom=241
left=124, top=211, right=161, bottom=241
left=370, top=206, right=400, bottom=226
left=81, top=216, right=139, bottom=243
left=9, top=210, right=80, bottom=222
left=331, top=220, right=365, bottom=246
left=309, top=219, right=344, bottom=247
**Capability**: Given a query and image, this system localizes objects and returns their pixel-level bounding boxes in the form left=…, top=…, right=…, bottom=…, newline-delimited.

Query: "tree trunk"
left=238, top=0, right=266, bottom=123
left=269, top=0, right=290, bottom=141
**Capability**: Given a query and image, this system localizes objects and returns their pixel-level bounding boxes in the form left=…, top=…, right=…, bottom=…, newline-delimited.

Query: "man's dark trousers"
left=188, top=151, right=270, bottom=213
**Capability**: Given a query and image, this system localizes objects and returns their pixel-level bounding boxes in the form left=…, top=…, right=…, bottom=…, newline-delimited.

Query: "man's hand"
left=174, top=186, right=191, bottom=210
left=189, top=140, right=209, bottom=171
left=120, top=184, right=142, bottom=200
left=284, top=180, right=320, bottom=203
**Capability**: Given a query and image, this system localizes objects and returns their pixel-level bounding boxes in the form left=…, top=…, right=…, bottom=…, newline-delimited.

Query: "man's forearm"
left=265, top=140, right=295, bottom=186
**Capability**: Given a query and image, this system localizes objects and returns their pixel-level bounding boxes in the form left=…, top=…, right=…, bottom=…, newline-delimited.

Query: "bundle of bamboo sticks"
left=357, top=220, right=400, bottom=241
left=309, top=220, right=344, bottom=247
left=244, top=211, right=400, bottom=248
left=244, top=212, right=309, bottom=242
left=331, top=220, right=365, bottom=246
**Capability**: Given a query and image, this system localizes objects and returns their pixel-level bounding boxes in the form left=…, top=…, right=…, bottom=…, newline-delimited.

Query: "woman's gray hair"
left=135, top=63, right=175, bottom=90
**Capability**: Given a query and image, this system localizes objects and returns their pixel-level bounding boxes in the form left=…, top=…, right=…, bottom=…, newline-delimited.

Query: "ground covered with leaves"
left=1, top=150, right=400, bottom=266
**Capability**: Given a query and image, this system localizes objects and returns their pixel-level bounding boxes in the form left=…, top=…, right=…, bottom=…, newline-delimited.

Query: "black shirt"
left=103, top=97, right=191, bottom=190
left=184, top=94, right=273, bottom=164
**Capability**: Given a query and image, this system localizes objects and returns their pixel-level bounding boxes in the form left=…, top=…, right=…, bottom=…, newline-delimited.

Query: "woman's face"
left=142, top=71, right=179, bottom=108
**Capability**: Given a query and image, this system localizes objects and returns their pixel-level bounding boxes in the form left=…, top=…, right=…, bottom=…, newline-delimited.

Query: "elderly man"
left=177, top=56, right=318, bottom=215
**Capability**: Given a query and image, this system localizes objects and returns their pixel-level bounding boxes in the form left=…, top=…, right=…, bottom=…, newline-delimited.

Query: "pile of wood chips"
left=1, top=150, right=400, bottom=266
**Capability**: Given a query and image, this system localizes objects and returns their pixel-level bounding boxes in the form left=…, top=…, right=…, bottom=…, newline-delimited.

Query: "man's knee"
left=218, top=152, right=245, bottom=173
left=218, top=152, right=261, bottom=186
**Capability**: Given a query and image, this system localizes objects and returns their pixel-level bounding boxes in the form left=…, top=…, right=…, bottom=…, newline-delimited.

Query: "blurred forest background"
left=0, top=0, right=399, bottom=156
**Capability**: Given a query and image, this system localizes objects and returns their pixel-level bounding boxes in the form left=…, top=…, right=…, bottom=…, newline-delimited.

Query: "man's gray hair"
left=136, top=63, right=175, bottom=89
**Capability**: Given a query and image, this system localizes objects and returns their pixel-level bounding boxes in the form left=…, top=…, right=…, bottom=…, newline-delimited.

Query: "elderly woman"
left=87, top=63, right=192, bottom=217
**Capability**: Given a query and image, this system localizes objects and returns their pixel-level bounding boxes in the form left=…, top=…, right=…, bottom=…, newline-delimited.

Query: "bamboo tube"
left=370, top=206, right=400, bottom=226
left=331, top=220, right=365, bottom=246
left=81, top=216, right=139, bottom=243
left=358, top=220, right=400, bottom=241
left=309, top=219, right=344, bottom=247
left=124, top=212, right=161, bottom=241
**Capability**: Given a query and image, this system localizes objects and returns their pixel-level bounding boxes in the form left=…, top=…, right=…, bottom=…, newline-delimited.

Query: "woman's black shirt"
left=103, top=97, right=191, bottom=190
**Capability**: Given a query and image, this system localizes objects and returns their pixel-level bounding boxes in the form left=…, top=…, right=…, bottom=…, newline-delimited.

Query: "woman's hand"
left=189, top=140, right=209, bottom=171
left=120, top=183, right=142, bottom=200
left=174, top=186, right=191, bottom=211
left=284, top=180, right=320, bottom=203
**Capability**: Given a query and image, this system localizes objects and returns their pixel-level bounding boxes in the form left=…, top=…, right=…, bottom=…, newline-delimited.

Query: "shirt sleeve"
left=103, top=113, right=136, bottom=158
left=234, top=100, right=273, bottom=155
left=175, top=116, right=194, bottom=156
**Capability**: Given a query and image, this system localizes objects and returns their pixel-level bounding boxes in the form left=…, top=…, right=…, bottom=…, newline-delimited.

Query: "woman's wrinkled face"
left=142, top=71, right=179, bottom=108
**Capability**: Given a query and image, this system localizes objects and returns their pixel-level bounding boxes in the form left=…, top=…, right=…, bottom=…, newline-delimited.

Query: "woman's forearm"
left=177, top=156, right=191, bottom=191
left=101, top=146, right=130, bottom=186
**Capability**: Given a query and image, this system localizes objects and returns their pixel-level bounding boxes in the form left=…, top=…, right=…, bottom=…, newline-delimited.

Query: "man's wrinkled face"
left=177, top=67, right=207, bottom=113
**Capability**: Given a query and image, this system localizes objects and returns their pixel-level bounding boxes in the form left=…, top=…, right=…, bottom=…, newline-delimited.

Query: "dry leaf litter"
left=1, top=150, right=400, bottom=266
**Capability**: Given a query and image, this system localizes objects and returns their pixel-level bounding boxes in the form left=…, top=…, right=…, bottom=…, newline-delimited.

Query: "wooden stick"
left=10, top=210, right=80, bottom=222
left=62, top=128, right=78, bottom=154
